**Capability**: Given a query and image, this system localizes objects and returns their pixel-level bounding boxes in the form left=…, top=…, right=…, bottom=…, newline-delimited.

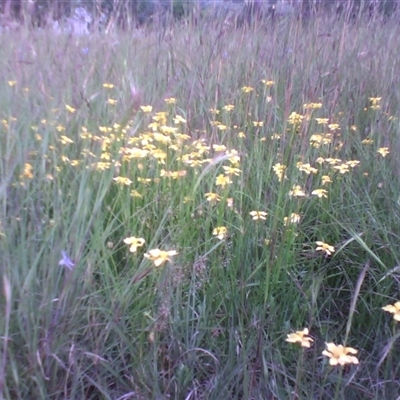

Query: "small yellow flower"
left=377, top=147, right=389, bottom=157
left=212, top=144, right=227, bottom=152
left=223, top=105, right=235, bottom=111
left=315, top=118, right=329, bottom=125
left=261, top=79, right=275, bottom=86
left=238, top=131, right=246, bottom=138
left=103, top=83, right=114, bottom=89
left=272, top=163, right=286, bottom=182
left=226, top=198, right=234, bottom=208
left=286, top=328, right=314, bottom=348
left=215, top=174, right=232, bottom=187
left=250, top=211, right=268, bottom=220
left=223, top=166, right=241, bottom=176
left=322, top=343, right=359, bottom=366
left=65, top=104, right=76, bottom=113
left=241, top=86, right=254, bottom=93
left=8, top=80, right=17, bottom=86
left=287, top=112, right=304, bottom=125
left=361, top=138, right=374, bottom=145
left=213, top=227, right=228, bottom=240
left=289, top=185, right=306, bottom=198
left=297, top=162, right=318, bottom=175
left=144, top=249, right=178, bottom=267
left=205, top=192, right=221, bottom=203
left=283, top=213, right=301, bottom=225
left=124, top=237, right=145, bottom=253
left=369, top=97, right=382, bottom=110
left=107, top=98, right=117, bottom=105
left=164, top=98, right=176, bottom=104
left=312, top=189, right=328, bottom=198
left=333, top=164, right=350, bottom=174
left=321, top=175, right=332, bottom=185
left=303, top=103, right=322, bottom=109
left=316, top=241, right=335, bottom=255
left=173, top=115, right=186, bottom=124
left=253, top=121, right=264, bottom=127
left=382, top=301, right=400, bottom=321
left=113, top=176, right=133, bottom=186
left=140, top=105, right=153, bottom=113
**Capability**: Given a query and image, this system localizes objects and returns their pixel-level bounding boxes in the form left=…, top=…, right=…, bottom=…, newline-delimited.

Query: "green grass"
left=1, top=12, right=400, bottom=400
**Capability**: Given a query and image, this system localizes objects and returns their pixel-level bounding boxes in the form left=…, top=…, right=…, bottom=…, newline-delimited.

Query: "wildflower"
left=284, top=213, right=301, bottom=225
left=361, top=138, right=374, bottom=145
left=124, top=237, right=145, bottom=253
left=333, top=164, right=350, bottom=174
left=377, top=147, right=389, bottom=157
left=304, top=103, right=322, bottom=109
left=103, top=83, right=114, bottom=88
left=8, top=80, right=17, bottom=86
left=144, top=249, right=178, bottom=267
left=316, top=241, right=335, bottom=256
left=286, top=328, right=314, bottom=348
left=297, top=162, right=318, bottom=175
left=223, top=105, right=235, bottom=111
left=130, top=190, right=143, bottom=198
left=289, top=185, right=306, bottom=198
left=346, top=160, right=360, bottom=168
left=312, top=189, right=328, bottom=198
left=216, top=174, right=232, bottom=188
left=20, top=163, right=33, bottom=180
left=369, top=97, right=382, bottom=110
left=65, top=104, right=76, bottom=113
left=250, top=211, right=268, bottom=220
left=173, top=115, right=186, bottom=124
left=113, top=176, right=133, bottom=186
left=238, top=131, right=246, bottom=138
left=253, top=121, right=264, bottom=127
left=287, top=112, right=304, bottom=125
left=321, top=175, right=332, bottom=185
left=107, top=98, right=117, bottom=105
left=315, top=118, right=329, bottom=125
left=140, top=106, right=153, bottom=113
left=227, top=198, right=233, bottom=208
left=328, top=123, right=340, bottom=131
left=226, top=150, right=240, bottom=166
left=261, top=80, right=275, bottom=86
left=205, top=192, right=221, bottom=203
left=223, top=166, right=241, bottom=176
left=59, top=251, right=75, bottom=270
left=322, top=343, right=359, bottom=366
left=213, top=227, right=228, bottom=240
left=241, top=86, right=254, bottom=93
left=272, top=163, right=286, bottom=182
left=213, top=144, right=227, bottom=152
left=382, top=301, right=400, bottom=321
left=164, top=98, right=176, bottom=104
left=59, top=135, right=74, bottom=144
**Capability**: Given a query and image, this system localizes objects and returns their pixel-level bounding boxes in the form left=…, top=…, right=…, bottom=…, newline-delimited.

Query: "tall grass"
left=1, top=12, right=400, bottom=399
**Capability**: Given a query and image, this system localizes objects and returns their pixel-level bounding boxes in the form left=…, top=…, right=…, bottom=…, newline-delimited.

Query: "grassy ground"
left=1, top=12, right=400, bottom=400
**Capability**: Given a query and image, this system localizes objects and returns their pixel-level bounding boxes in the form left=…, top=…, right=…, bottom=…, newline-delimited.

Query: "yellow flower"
left=140, top=105, right=153, bottom=113
left=173, top=115, right=186, bottom=124
left=382, top=301, right=400, bottom=321
left=205, top=192, right=221, bottom=203
left=333, top=164, right=350, bottom=174
left=238, top=131, right=246, bottom=138
left=212, top=144, right=227, bottom=152
left=65, top=104, right=76, bottom=113
left=103, top=83, right=114, bottom=89
left=312, top=189, right=328, bottom=198
left=315, top=118, right=329, bottom=125
left=222, top=166, right=241, bottom=176
left=113, top=176, right=133, bottom=186
left=164, top=98, right=176, bottom=104
left=107, top=98, right=117, bottom=105
left=8, top=80, right=17, bottom=86
left=303, top=103, right=322, bottom=109
left=272, top=163, right=286, bottom=182
left=287, top=112, right=304, bottom=125
left=316, top=241, right=335, bottom=255
left=322, top=343, right=359, bottom=366
left=213, top=227, right=228, bottom=240
left=286, top=328, right=314, bottom=348
left=328, top=123, right=340, bottom=131
left=321, top=175, right=332, bottom=185
left=223, top=105, right=235, bottom=111
left=289, top=185, right=306, bottom=198
left=297, top=162, right=318, bottom=175
left=250, top=211, right=268, bottom=220
left=361, top=138, right=374, bottom=145
left=215, top=174, right=232, bottom=187
left=377, top=147, right=389, bottom=157
left=283, top=213, right=301, bottom=225
left=241, top=86, right=254, bottom=93
left=124, top=237, right=145, bottom=253
left=144, top=249, right=178, bottom=267
left=261, top=79, right=275, bottom=86
left=369, top=97, right=381, bottom=109
left=253, top=121, right=264, bottom=127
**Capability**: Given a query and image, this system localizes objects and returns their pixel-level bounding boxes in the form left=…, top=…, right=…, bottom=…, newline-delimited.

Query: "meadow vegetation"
left=1, top=11, right=400, bottom=399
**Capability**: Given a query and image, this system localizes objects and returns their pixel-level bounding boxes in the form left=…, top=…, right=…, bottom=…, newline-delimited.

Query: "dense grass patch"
left=1, top=13, right=400, bottom=400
